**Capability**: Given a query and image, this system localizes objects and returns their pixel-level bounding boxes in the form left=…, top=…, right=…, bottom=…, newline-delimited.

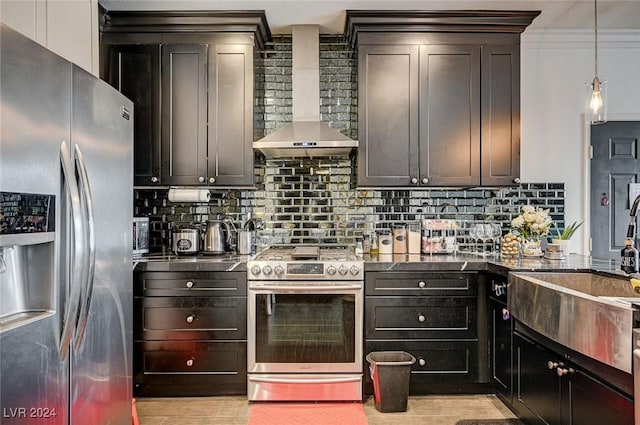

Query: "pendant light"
left=588, top=0, right=607, bottom=124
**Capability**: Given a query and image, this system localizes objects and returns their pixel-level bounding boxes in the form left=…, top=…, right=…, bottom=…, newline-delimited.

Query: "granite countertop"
left=133, top=252, right=249, bottom=272
left=133, top=251, right=625, bottom=278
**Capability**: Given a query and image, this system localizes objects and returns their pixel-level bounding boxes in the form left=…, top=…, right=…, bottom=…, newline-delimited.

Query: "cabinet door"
left=107, top=45, right=161, bottom=186
left=481, top=45, right=520, bottom=185
left=514, top=333, right=562, bottom=425
left=568, top=369, right=633, bottom=425
left=161, top=44, right=208, bottom=185
left=419, top=45, right=480, bottom=186
left=490, top=298, right=513, bottom=402
left=208, top=44, right=254, bottom=186
left=357, top=45, right=419, bottom=186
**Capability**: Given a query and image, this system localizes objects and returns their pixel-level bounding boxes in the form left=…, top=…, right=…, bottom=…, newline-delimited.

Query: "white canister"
left=378, top=231, right=393, bottom=254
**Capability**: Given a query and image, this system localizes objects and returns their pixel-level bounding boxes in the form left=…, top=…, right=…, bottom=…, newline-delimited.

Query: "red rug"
left=248, top=403, right=368, bottom=425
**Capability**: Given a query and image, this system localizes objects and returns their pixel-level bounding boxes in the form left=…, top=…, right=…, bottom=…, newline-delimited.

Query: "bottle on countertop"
left=355, top=237, right=364, bottom=257
left=621, top=239, right=639, bottom=274
left=362, top=234, right=371, bottom=255
left=370, top=231, right=379, bottom=255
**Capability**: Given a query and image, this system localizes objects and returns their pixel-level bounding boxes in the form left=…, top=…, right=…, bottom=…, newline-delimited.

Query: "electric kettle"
left=203, top=219, right=232, bottom=254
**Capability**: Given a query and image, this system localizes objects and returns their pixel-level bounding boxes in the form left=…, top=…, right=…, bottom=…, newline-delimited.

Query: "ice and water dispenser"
left=0, top=192, right=56, bottom=331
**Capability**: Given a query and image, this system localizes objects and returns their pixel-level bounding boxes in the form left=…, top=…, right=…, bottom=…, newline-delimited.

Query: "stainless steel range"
left=247, top=246, right=364, bottom=401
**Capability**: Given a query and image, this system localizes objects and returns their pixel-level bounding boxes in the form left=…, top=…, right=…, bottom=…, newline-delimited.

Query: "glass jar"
left=393, top=224, right=407, bottom=254
left=407, top=221, right=421, bottom=254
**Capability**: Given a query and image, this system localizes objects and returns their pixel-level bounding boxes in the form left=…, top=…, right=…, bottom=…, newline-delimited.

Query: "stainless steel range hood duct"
left=253, top=25, right=358, bottom=158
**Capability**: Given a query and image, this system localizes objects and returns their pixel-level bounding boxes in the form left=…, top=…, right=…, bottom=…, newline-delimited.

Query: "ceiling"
left=99, top=0, right=640, bottom=34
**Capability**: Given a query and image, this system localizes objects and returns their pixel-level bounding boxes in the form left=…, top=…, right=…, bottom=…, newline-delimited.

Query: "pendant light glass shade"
left=587, top=0, right=607, bottom=124
left=587, top=77, right=607, bottom=124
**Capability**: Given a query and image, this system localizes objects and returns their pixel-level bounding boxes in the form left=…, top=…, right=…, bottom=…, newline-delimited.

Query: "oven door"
left=248, top=281, right=363, bottom=374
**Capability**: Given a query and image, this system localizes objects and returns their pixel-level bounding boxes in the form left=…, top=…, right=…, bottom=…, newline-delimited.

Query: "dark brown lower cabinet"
left=488, top=273, right=513, bottom=404
left=133, top=271, right=247, bottom=396
left=513, top=332, right=633, bottom=425
left=134, top=341, right=247, bottom=396
left=364, top=271, right=488, bottom=395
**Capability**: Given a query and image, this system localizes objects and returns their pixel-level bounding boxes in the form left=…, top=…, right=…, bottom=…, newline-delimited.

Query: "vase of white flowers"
left=510, top=205, right=552, bottom=257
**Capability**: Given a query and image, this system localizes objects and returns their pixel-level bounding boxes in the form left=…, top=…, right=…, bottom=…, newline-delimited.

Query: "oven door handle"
left=249, top=284, right=362, bottom=291
left=249, top=376, right=362, bottom=384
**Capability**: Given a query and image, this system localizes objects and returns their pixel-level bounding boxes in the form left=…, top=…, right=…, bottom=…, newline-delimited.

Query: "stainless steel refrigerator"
left=0, top=24, right=133, bottom=425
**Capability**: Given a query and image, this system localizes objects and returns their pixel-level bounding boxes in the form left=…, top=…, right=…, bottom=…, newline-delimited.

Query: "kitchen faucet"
left=626, top=194, right=640, bottom=241
left=622, top=194, right=640, bottom=279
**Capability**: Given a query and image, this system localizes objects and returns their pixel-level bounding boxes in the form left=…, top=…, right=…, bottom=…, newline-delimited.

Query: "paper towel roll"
left=168, top=188, right=210, bottom=203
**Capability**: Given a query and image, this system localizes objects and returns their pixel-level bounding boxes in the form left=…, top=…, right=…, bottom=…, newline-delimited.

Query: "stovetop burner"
left=253, top=246, right=359, bottom=262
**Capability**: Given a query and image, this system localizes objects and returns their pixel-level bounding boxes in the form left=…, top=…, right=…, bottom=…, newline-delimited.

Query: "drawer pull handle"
left=186, top=281, right=194, bottom=289
left=418, top=314, right=426, bottom=323
left=547, top=361, right=559, bottom=370
left=557, top=367, right=574, bottom=377
left=418, top=281, right=426, bottom=288
left=186, top=315, right=195, bottom=324
left=186, top=358, right=195, bottom=367
left=418, top=358, right=426, bottom=367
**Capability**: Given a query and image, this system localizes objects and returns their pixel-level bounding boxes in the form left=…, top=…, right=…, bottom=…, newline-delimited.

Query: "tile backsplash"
left=135, top=156, right=565, bottom=252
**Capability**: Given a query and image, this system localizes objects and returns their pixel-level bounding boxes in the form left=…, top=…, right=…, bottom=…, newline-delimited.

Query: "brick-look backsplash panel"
left=135, top=157, right=565, bottom=252
left=254, top=35, right=357, bottom=140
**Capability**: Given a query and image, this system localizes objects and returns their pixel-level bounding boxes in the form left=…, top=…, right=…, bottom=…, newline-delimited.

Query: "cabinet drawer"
left=135, top=271, right=246, bottom=296
left=366, top=340, right=478, bottom=381
left=366, top=296, right=477, bottom=339
left=134, top=341, right=246, bottom=396
left=366, top=272, right=477, bottom=296
left=135, top=296, right=246, bottom=340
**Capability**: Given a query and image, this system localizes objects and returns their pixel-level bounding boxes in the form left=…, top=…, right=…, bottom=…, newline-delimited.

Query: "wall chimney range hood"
left=253, top=25, right=358, bottom=158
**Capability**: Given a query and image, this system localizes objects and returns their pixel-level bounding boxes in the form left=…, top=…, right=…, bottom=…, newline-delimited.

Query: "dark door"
left=161, top=44, right=208, bottom=185
left=357, top=44, right=419, bottom=186
left=490, top=297, right=512, bottom=401
left=207, top=44, right=254, bottom=186
left=513, top=333, right=562, bottom=425
left=590, top=121, right=640, bottom=260
left=420, top=44, right=480, bottom=186
left=568, top=369, right=633, bottom=425
left=481, top=45, right=520, bottom=186
left=107, top=44, right=161, bottom=186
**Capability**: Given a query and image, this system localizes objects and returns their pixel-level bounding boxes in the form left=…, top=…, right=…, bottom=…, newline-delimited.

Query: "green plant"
left=553, top=220, right=584, bottom=240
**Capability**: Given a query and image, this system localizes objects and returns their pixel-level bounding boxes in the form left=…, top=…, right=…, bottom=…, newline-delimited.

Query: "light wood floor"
left=135, top=394, right=520, bottom=425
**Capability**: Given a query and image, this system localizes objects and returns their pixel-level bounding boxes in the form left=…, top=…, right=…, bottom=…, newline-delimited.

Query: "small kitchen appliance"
left=172, top=226, right=200, bottom=255
left=203, top=219, right=232, bottom=254
left=133, top=217, right=149, bottom=256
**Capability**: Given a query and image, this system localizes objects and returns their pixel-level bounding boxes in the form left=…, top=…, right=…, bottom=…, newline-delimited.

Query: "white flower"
left=511, top=216, right=525, bottom=228
left=521, top=205, right=535, bottom=214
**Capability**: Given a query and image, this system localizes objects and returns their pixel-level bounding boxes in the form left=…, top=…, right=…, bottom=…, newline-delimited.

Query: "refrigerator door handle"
left=73, top=144, right=96, bottom=350
left=58, top=140, right=86, bottom=361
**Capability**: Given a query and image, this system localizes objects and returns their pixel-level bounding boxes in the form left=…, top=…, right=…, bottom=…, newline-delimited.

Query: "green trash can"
left=366, top=351, right=416, bottom=413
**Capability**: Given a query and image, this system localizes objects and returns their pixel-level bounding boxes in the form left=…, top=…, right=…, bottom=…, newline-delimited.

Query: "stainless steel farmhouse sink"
left=508, top=272, right=640, bottom=374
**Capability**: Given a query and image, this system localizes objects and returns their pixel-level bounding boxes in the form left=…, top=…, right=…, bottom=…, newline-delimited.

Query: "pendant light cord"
left=594, top=0, right=599, bottom=79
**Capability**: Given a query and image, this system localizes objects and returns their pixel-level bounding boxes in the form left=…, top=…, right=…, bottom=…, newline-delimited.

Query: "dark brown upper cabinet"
left=107, top=45, right=161, bottom=186
left=346, top=10, right=538, bottom=187
left=101, top=11, right=270, bottom=187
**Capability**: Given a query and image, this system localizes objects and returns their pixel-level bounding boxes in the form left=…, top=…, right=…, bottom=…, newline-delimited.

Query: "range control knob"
left=250, top=265, right=261, bottom=276
left=350, top=265, right=360, bottom=275
left=262, top=265, right=273, bottom=275
left=327, top=265, right=337, bottom=275
left=274, top=265, right=285, bottom=276
left=338, top=266, right=348, bottom=276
